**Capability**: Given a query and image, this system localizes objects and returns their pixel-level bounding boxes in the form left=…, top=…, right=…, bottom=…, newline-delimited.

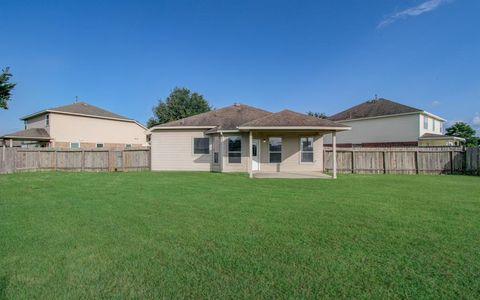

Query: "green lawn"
left=0, top=172, right=479, bottom=299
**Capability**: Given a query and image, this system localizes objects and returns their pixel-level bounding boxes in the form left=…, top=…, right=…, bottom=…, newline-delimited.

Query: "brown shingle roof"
left=156, top=104, right=272, bottom=130
left=239, top=110, right=350, bottom=128
left=22, top=102, right=132, bottom=121
left=1, top=128, right=50, bottom=140
left=329, top=98, right=422, bottom=121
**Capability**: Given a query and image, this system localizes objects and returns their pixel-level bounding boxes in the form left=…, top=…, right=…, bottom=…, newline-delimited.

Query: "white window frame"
left=268, top=137, right=282, bottom=163
left=227, top=136, right=242, bottom=164
left=300, top=137, right=314, bottom=164
left=45, top=114, right=50, bottom=127
left=423, top=115, right=428, bottom=130
left=192, top=137, right=210, bottom=155
left=126, top=144, right=132, bottom=148
left=96, top=143, right=104, bottom=148
left=70, top=142, right=80, bottom=149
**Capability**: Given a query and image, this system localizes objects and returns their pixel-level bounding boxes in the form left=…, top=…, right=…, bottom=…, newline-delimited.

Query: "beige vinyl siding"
left=324, top=114, right=420, bottom=144
left=151, top=130, right=212, bottom=171
left=419, top=113, right=444, bottom=136
left=49, top=113, right=146, bottom=146
left=254, top=132, right=324, bottom=172
left=26, top=114, right=49, bottom=133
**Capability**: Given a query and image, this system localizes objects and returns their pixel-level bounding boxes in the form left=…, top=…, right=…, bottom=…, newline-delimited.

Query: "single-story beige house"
left=149, top=104, right=350, bottom=178
left=0, top=102, right=148, bottom=149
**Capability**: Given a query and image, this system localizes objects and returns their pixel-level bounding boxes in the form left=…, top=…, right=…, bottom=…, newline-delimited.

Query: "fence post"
left=351, top=151, right=355, bottom=174
left=13, top=148, right=17, bottom=173
left=81, top=150, right=85, bottom=171
left=477, top=148, right=480, bottom=176
left=54, top=150, right=58, bottom=171
left=382, top=151, right=387, bottom=174
left=450, top=151, right=454, bottom=174
left=123, top=150, right=127, bottom=172
left=415, top=151, right=419, bottom=174
left=37, top=150, right=41, bottom=171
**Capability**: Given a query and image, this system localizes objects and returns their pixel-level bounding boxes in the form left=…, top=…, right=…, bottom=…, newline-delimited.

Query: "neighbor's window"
left=96, top=143, right=104, bottom=148
left=300, top=137, right=314, bottom=163
left=423, top=116, right=428, bottom=129
left=24, top=120, right=27, bottom=130
left=269, top=137, right=282, bottom=163
left=45, top=114, right=50, bottom=127
left=193, top=137, right=209, bottom=154
left=70, top=142, right=80, bottom=149
left=126, top=144, right=132, bottom=148
left=228, top=136, right=242, bottom=163
left=432, top=120, right=436, bottom=131
left=439, top=122, right=443, bottom=133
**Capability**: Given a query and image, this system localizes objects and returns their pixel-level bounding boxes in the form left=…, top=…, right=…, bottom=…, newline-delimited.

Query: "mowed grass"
left=0, top=172, right=479, bottom=299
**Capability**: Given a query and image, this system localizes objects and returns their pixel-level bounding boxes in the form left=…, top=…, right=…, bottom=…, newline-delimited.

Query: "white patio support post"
left=332, top=132, right=337, bottom=179
left=248, top=130, right=253, bottom=178
left=9, top=139, right=13, bottom=148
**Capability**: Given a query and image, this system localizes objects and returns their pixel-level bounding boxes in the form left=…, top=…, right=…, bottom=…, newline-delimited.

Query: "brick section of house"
left=324, top=141, right=419, bottom=148
left=52, top=141, right=143, bottom=149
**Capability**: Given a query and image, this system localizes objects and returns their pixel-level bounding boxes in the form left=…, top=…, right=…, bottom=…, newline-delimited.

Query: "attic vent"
left=234, top=103, right=241, bottom=107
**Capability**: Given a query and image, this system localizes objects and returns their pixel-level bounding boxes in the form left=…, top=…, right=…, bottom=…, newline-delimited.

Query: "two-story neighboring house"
left=1, top=102, right=148, bottom=148
left=324, top=98, right=465, bottom=147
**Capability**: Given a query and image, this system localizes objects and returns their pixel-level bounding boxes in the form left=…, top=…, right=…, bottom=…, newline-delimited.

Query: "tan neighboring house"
left=324, top=98, right=465, bottom=147
left=149, top=103, right=350, bottom=178
left=0, top=102, right=148, bottom=149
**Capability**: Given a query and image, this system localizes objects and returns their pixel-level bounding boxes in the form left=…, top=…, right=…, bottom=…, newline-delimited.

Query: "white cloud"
left=431, top=100, right=440, bottom=107
left=473, top=112, right=480, bottom=127
left=378, top=0, right=453, bottom=28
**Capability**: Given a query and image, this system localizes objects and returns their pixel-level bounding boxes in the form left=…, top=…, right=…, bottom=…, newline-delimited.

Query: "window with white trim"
left=300, top=137, right=314, bottom=163
left=432, top=119, right=436, bottom=131
left=96, top=143, right=104, bottom=148
left=45, top=114, right=50, bottom=127
left=423, top=116, right=428, bottom=130
left=228, top=136, right=242, bottom=163
left=70, top=142, right=80, bottom=149
left=126, top=144, right=132, bottom=148
left=193, top=137, right=209, bottom=154
left=269, top=137, right=282, bottom=163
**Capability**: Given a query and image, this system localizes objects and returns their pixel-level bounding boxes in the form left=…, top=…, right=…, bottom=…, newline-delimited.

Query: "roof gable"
left=239, top=109, right=350, bottom=128
left=22, top=102, right=132, bottom=122
left=154, top=104, right=272, bottom=130
left=329, top=98, right=422, bottom=121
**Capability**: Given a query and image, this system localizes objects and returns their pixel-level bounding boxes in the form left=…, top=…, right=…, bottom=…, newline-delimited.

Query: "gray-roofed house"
left=1, top=102, right=148, bottom=149
left=149, top=103, right=350, bottom=178
left=325, top=98, right=464, bottom=147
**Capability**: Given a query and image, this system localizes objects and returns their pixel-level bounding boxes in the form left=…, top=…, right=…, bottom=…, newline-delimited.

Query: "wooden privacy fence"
left=0, top=148, right=150, bottom=174
left=324, top=147, right=480, bottom=175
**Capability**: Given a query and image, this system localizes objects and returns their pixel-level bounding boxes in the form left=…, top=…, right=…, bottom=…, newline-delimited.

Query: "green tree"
left=147, top=87, right=212, bottom=128
left=0, top=67, right=16, bottom=110
left=307, top=111, right=327, bottom=119
left=445, top=122, right=478, bottom=147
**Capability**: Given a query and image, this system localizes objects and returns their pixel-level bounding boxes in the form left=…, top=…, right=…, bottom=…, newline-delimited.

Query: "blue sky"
left=1, top=0, right=479, bottom=134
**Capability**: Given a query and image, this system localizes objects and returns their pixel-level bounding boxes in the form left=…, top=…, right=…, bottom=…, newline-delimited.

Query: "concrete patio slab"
left=253, top=171, right=332, bottom=179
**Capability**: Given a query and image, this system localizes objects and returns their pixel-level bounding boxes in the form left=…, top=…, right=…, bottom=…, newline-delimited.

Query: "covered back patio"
left=236, top=110, right=351, bottom=179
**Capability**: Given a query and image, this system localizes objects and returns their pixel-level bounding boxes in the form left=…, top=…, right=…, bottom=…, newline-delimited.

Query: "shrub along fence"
left=0, top=148, right=150, bottom=174
left=324, top=147, right=479, bottom=175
